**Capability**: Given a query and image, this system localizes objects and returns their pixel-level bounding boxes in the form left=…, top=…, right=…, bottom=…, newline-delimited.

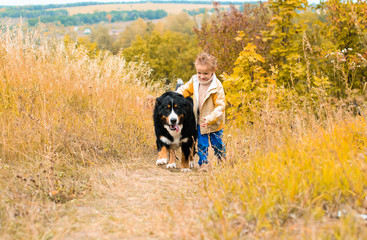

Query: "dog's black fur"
left=153, top=91, right=196, bottom=171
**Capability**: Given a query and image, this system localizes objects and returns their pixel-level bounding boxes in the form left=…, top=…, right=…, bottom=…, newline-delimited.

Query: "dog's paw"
left=166, top=162, right=177, bottom=169
left=156, top=158, right=167, bottom=166
left=181, top=168, right=192, bottom=173
left=189, top=161, right=194, bottom=168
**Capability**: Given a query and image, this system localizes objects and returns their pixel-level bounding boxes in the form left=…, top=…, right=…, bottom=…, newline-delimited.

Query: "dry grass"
left=55, top=3, right=218, bottom=16
left=0, top=22, right=161, bottom=237
left=199, top=102, right=367, bottom=239
left=1, top=21, right=367, bottom=240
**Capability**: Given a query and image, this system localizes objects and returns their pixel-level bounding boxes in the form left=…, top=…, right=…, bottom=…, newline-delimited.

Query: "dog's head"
left=154, top=91, right=193, bottom=133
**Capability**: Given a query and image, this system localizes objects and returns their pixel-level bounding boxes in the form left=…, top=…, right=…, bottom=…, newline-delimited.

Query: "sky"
left=0, top=0, right=321, bottom=6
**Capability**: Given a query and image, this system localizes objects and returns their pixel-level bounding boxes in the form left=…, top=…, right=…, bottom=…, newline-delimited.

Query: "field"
left=57, top=3, right=219, bottom=15
left=1, top=10, right=367, bottom=239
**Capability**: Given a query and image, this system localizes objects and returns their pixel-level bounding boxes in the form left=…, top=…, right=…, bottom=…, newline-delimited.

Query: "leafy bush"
left=122, top=30, right=200, bottom=84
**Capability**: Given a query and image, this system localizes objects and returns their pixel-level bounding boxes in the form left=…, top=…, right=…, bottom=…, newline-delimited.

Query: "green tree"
left=112, top=18, right=154, bottom=53
left=164, top=12, right=197, bottom=35
left=89, top=24, right=113, bottom=52
left=122, top=31, right=200, bottom=84
left=266, top=0, right=308, bottom=90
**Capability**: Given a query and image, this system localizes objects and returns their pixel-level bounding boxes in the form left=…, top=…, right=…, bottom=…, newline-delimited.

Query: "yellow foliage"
left=202, top=116, right=367, bottom=237
left=77, top=36, right=99, bottom=55
left=223, top=42, right=274, bottom=125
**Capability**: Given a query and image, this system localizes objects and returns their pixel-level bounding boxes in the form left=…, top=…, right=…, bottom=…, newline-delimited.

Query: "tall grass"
left=2, top=22, right=367, bottom=239
left=201, top=96, right=367, bottom=238
left=0, top=23, right=157, bottom=237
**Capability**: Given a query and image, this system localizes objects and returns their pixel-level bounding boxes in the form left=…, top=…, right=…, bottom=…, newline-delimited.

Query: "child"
left=176, top=52, right=226, bottom=171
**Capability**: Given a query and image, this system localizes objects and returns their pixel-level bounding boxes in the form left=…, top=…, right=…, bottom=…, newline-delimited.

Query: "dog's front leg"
left=156, top=146, right=168, bottom=166
left=166, top=149, right=177, bottom=169
left=181, top=144, right=191, bottom=172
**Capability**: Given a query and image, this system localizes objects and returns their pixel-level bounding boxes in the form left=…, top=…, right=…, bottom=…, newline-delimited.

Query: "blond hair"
left=195, top=52, right=217, bottom=71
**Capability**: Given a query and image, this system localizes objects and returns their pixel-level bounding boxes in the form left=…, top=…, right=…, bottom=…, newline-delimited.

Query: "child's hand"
left=201, top=117, right=208, bottom=128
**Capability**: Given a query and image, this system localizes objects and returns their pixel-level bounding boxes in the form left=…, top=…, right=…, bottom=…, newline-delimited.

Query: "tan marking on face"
left=168, top=149, right=176, bottom=165
left=174, top=104, right=177, bottom=108
left=178, top=114, right=184, bottom=122
left=158, top=146, right=168, bottom=159
left=161, top=115, right=169, bottom=124
left=168, top=104, right=171, bottom=108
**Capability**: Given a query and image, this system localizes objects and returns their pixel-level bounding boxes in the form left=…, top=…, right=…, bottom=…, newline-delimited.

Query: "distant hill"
left=0, top=1, right=254, bottom=27
left=0, top=1, right=254, bottom=9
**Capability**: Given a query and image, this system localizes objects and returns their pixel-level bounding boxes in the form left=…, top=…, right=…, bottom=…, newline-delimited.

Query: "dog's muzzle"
left=167, top=108, right=181, bottom=132
left=168, top=117, right=180, bottom=132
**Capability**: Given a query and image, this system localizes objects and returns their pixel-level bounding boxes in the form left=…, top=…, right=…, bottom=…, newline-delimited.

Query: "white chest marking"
left=160, top=134, right=187, bottom=150
left=160, top=136, right=173, bottom=145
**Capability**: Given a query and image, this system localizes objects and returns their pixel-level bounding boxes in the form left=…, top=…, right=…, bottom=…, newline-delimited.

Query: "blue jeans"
left=197, top=125, right=226, bottom=166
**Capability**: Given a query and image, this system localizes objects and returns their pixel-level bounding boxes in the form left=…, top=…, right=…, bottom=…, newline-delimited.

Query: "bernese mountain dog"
left=153, top=91, right=196, bottom=172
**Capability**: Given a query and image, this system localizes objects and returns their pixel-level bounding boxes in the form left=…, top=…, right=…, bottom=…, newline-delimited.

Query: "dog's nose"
left=170, top=118, right=177, bottom=124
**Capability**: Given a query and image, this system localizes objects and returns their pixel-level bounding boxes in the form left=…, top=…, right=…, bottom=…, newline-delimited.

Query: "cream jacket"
left=176, top=73, right=225, bottom=134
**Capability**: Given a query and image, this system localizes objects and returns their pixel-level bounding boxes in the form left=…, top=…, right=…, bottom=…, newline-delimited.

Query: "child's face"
left=195, top=64, right=215, bottom=82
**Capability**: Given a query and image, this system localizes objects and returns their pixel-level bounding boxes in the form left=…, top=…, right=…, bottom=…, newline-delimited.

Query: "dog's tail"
left=175, top=78, right=184, bottom=91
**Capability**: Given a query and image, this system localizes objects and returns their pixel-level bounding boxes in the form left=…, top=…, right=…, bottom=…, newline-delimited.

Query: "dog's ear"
left=155, top=96, right=162, bottom=107
left=185, top=97, right=193, bottom=110
left=184, top=98, right=194, bottom=121
left=154, top=97, right=162, bottom=118
left=155, top=92, right=170, bottom=107
left=154, top=93, right=169, bottom=118
left=155, top=93, right=166, bottom=108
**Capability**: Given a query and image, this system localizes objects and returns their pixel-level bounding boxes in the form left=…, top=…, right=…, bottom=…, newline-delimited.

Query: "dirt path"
left=51, top=162, right=204, bottom=239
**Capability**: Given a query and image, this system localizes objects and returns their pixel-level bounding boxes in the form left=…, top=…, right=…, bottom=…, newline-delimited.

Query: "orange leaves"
left=106, top=14, right=112, bottom=23
left=49, top=190, right=59, bottom=196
